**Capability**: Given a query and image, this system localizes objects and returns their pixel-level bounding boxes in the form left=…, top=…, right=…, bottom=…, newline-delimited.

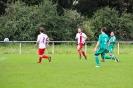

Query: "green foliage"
left=117, top=13, right=133, bottom=40
left=21, top=0, right=43, bottom=5
left=76, top=0, right=100, bottom=17
left=1, top=1, right=133, bottom=41
left=63, top=10, right=85, bottom=39
left=0, top=0, right=79, bottom=41
left=0, top=1, right=37, bottom=40
left=90, top=6, right=133, bottom=40
left=63, top=9, right=95, bottom=41
left=80, top=21, right=94, bottom=40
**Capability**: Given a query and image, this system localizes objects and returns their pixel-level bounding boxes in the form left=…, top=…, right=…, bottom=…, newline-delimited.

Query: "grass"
left=0, top=42, right=133, bottom=54
left=0, top=54, right=133, bottom=88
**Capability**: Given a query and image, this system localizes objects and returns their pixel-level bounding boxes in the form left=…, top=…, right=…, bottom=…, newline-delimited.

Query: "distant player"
left=103, top=31, right=120, bottom=62
left=35, top=28, right=51, bottom=63
left=94, top=27, right=109, bottom=67
left=75, top=28, right=87, bottom=59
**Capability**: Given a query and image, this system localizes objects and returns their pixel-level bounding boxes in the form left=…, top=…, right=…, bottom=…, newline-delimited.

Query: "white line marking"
left=0, top=57, right=6, bottom=61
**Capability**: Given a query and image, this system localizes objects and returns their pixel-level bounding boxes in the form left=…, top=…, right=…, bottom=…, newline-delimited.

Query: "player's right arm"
left=94, top=35, right=101, bottom=52
left=94, top=42, right=100, bottom=52
left=108, top=42, right=110, bottom=47
left=106, top=35, right=109, bottom=51
left=35, top=42, right=38, bottom=47
left=109, top=37, right=116, bottom=43
left=35, top=35, right=40, bottom=47
left=108, top=37, right=115, bottom=46
left=75, top=33, right=78, bottom=40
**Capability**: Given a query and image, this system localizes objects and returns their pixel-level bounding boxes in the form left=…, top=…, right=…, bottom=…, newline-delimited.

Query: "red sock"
left=82, top=51, right=86, bottom=58
left=78, top=50, right=81, bottom=57
left=38, top=57, right=42, bottom=63
left=42, top=55, right=49, bottom=59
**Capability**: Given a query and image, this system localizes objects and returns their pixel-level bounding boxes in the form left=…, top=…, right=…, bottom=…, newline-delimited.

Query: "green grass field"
left=0, top=54, right=133, bottom=88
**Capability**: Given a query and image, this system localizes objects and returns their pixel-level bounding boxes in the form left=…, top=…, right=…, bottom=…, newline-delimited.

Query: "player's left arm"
left=83, top=33, right=87, bottom=44
left=46, top=37, right=50, bottom=48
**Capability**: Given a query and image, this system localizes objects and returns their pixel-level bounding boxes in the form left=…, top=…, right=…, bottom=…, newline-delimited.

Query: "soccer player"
left=35, top=28, right=51, bottom=63
left=75, top=28, right=87, bottom=59
left=94, top=27, right=109, bottom=67
left=103, top=31, right=120, bottom=62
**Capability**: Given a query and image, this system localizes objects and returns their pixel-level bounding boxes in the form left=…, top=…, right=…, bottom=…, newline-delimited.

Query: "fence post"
left=118, top=42, right=120, bottom=55
left=52, top=42, right=54, bottom=54
left=85, top=43, right=87, bottom=54
left=19, top=41, right=22, bottom=54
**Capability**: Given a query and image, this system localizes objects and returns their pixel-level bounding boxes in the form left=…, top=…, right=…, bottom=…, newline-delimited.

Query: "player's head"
left=40, top=27, right=44, bottom=33
left=78, top=28, right=82, bottom=33
left=100, top=27, right=106, bottom=33
left=110, top=31, right=114, bottom=36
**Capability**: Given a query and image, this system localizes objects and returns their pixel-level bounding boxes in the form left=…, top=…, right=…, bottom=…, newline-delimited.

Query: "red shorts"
left=78, top=43, right=84, bottom=48
left=38, top=48, right=45, bottom=55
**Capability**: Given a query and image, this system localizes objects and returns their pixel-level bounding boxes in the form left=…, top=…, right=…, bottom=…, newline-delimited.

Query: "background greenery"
left=0, top=0, right=133, bottom=41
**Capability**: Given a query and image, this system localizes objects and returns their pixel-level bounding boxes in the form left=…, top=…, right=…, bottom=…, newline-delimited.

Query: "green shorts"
left=95, top=48, right=106, bottom=58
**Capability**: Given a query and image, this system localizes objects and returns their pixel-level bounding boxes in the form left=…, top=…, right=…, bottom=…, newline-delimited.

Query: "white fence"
left=0, top=41, right=133, bottom=54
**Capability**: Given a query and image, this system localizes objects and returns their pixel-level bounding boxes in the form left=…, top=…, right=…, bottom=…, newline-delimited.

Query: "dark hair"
left=101, top=27, right=106, bottom=32
left=40, top=27, right=44, bottom=33
left=111, top=31, right=115, bottom=34
left=111, top=31, right=114, bottom=33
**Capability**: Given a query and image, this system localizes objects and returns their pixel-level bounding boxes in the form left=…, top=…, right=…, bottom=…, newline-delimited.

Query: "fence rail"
left=1, top=41, right=133, bottom=43
left=0, top=41, right=133, bottom=54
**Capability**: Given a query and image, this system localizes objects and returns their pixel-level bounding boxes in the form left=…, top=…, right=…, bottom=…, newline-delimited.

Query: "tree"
left=0, top=0, right=8, bottom=15
left=0, top=0, right=61, bottom=40
left=0, top=0, right=83, bottom=41
left=79, top=21, right=94, bottom=40
left=90, top=6, right=133, bottom=40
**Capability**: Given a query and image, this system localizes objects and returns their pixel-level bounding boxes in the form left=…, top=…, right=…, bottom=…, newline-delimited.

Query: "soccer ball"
left=4, top=38, right=9, bottom=42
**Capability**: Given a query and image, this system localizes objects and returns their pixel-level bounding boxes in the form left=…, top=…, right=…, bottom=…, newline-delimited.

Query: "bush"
left=0, top=0, right=79, bottom=41
left=90, top=6, right=133, bottom=40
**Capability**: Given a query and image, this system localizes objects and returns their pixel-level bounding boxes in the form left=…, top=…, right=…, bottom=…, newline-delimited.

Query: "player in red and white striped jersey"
left=35, top=28, right=51, bottom=63
left=75, top=28, right=87, bottom=59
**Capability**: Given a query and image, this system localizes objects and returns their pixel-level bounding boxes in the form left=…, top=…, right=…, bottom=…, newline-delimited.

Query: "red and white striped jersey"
left=76, top=32, right=87, bottom=44
left=37, top=33, right=49, bottom=48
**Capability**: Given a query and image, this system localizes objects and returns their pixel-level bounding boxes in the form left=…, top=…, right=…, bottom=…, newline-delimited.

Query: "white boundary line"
left=0, top=57, right=6, bottom=61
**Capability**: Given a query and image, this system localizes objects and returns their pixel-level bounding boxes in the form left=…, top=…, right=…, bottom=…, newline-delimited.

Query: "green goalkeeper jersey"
left=98, top=33, right=109, bottom=49
left=109, top=36, right=116, bottom=48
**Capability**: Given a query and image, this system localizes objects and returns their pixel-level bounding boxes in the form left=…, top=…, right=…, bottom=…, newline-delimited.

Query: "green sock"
left=95, top=56, right=100, bottom=66
left=104, top=56, right=112, bottom=59
left=111, top=55, right=116, bottom=60
left=104, top=55, right=116, bottom=60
